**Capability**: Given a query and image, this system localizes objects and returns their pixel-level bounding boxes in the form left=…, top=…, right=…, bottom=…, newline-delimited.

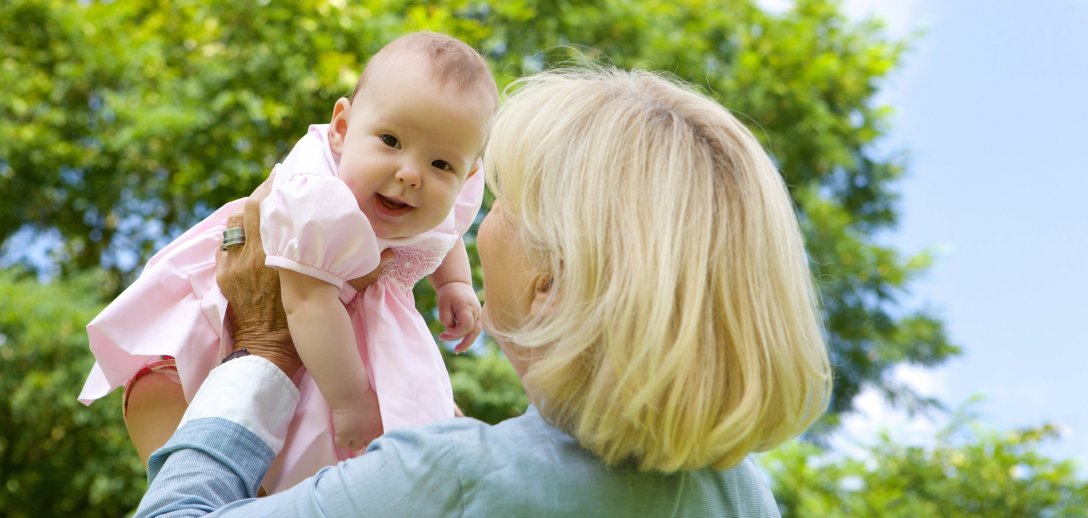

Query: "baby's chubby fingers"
left=434, top=281, right=480, bottom=348
left=453, top=304, right=479, bottom=333
left=453, top=319, right=481, bottom=354
left=437, top=327, right=465, bottom=342
left=438, top=303, right=470, bottom=338
left=439, top=304, right=479, bottom=344
left=438, top=297, right=456, bottom=331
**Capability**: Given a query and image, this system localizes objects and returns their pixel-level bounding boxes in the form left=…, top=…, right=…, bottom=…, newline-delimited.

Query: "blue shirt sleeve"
left=136, top=416, right=465, bottom=517
left=136, top=418, right=274, bottom=517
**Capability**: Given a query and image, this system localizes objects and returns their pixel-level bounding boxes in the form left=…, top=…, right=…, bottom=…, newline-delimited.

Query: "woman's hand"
left=216, top=174, right=301, bottom=375
left=215, top=171, right=392, bottom=376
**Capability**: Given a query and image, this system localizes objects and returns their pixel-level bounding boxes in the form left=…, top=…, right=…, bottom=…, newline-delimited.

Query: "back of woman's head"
left=484, top=66, right=832, bottom=472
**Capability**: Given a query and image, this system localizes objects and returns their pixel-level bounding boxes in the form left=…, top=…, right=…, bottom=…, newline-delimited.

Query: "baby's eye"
left=380, top=134, right=400, bottom=148
left=431, top=160, right=453, bottom=171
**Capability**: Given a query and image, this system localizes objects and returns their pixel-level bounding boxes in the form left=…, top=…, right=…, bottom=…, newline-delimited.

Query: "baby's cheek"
left=343, top=178, right=371, bottom=206
left=423, top=192, right=460, bottom=226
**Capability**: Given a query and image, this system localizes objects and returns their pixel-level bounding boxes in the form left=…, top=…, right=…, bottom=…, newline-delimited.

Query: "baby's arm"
left=428, top=239, right=482, bottom=353
left=279, top=269, right=382, bottom=451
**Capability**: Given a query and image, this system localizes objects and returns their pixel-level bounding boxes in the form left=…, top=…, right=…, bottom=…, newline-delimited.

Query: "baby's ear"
left=466, top=158, right=483, bottom=178
left=327, top=98, right=352, bottom=157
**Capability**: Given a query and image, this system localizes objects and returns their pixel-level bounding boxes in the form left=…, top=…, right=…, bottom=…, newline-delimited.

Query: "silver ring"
left=221, top=227, right=246, bottom=251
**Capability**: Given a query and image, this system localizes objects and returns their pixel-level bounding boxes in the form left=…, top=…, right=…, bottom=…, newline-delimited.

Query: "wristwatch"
left=221, top=348, right=251, bottom=364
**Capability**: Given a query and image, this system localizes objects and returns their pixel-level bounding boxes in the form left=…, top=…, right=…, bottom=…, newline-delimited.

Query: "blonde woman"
left=135, top=66, right=832, bottom=517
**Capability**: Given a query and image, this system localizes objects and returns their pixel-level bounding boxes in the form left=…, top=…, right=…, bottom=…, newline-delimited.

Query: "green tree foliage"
left=1, top=0, right=955, bottom=427
left=0, top=269, right=143, bottom=516
left=762, top=419, right=1088, bottom=517
left=448, top=341, right=530, bottom=424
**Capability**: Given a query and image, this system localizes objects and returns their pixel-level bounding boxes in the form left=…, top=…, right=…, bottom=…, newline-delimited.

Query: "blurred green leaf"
left=762, top=414, right=1088, bottom=517
left=0, top=268, right=144, bottom=516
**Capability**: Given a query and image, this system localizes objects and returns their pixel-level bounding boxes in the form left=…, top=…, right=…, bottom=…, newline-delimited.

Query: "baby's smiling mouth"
left=376, top=193, right=413, bottom=213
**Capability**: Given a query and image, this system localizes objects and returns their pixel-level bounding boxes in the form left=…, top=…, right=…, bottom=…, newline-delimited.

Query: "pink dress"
left=78, top=124, right=484, bottom=492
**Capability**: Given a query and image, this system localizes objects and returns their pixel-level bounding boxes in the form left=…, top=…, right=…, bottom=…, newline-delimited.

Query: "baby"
left=79, top=32, right=498, bottom=492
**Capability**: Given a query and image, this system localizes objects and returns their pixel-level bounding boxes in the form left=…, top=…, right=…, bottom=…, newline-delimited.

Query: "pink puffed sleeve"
left=453, top=169, right=486, bottom=236
left=260, top=173, right=381, bottom=288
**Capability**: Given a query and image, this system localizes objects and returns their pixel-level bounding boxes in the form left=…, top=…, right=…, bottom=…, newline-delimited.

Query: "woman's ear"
left=529, top=274, right=554, bottom=316
left=327, top=98, right=352, bottom=157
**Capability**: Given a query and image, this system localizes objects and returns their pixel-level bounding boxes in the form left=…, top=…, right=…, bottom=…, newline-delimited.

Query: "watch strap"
left=221, top=348, right=252, bottom=364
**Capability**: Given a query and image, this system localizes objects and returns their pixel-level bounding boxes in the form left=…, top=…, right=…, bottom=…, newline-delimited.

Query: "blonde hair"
left=484, top=67, right=832, bottom=473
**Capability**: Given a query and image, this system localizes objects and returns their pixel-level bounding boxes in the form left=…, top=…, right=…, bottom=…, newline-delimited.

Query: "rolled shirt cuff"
left=178, top=355, right=300, bottom=454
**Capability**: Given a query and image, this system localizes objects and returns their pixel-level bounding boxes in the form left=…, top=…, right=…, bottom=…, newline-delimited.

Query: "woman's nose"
left=395, top=167, right=421, bottom=189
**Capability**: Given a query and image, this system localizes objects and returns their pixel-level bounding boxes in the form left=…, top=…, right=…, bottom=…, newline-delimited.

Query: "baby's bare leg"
left=124, top=369, right=187, bottom=467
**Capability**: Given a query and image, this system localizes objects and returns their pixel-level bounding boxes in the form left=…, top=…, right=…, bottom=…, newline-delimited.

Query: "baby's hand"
left=331, top=388, right=383, bottom=455
left=435, top=281, right=481, bottom=354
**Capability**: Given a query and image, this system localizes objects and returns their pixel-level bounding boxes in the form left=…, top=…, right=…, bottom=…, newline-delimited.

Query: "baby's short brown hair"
left=351, top=32, right=497, bottom=109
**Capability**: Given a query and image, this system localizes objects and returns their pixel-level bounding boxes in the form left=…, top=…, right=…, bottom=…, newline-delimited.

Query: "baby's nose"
left=396, top=168, right=421, bottom=189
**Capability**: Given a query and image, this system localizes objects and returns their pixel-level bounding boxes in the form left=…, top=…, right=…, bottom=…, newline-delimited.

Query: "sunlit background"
left=762, top=0, right=1088, bottom=473
left=2, top=0, right=1086, bottom=515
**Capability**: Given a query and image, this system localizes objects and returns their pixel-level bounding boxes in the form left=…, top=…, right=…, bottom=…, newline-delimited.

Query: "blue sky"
left=762, top=0, right=1088, bottom=469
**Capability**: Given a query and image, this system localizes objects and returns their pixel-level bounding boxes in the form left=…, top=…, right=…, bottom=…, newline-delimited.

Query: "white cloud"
left=756, top=0, right=793, bottom=15
left=829, top=364, right=949, bottom=459
left=841, top=0, right=928, bottom=39
left=756, top=0, right=931, bottom=39
left=893, top=363, right=946, bottom=397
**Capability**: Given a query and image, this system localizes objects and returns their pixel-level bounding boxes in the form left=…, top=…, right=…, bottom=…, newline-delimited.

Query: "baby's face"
left=332, top=56, right=489, bottom=239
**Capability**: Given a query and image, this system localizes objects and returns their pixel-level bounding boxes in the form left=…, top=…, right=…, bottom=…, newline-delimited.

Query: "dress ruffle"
left=260, top=172, right=382, bottom=288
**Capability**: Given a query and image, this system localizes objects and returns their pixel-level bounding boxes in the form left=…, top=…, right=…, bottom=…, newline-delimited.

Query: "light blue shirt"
left=136, top=356, right=781, bottom=517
